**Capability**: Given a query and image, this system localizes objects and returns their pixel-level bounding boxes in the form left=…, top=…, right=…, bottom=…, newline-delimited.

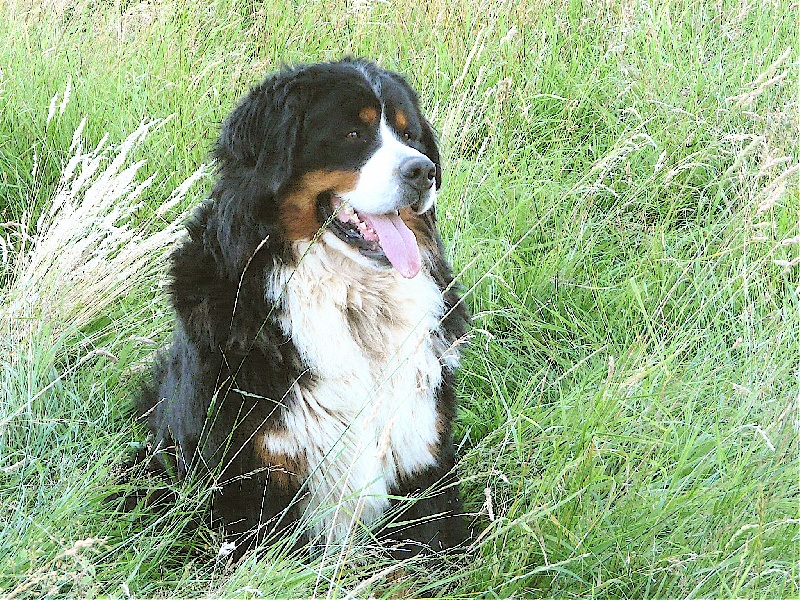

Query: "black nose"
left=399, top=156, right=436, bottom=192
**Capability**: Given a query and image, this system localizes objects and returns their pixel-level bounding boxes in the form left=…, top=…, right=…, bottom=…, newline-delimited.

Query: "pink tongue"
left=362, top=212, right=421, bottom=279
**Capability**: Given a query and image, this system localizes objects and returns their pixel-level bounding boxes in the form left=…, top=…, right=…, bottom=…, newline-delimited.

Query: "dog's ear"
left=420, top=117, right=442, bottom=190
left=215, top=72, right=306, bottom=195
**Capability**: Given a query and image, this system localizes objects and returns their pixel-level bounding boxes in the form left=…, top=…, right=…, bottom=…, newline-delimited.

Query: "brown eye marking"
left=358, top=106, right=378, bottom=125
left=394, top=110, right=408, bottom=132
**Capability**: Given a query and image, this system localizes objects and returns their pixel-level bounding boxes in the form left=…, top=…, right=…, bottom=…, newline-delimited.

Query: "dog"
left=137, top=58, right=469, bottom=560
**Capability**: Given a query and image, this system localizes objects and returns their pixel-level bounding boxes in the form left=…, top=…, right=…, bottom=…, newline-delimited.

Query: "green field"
left=1, top=0, right=798, bottom=597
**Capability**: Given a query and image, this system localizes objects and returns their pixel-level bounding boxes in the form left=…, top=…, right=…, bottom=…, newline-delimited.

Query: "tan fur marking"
left=401, top=207, right=440, bottom=259
left=281, top=170, right=359, bottom=240
left=254, top=431, right=307, bottom=490
left=394, top=110, right=408, bottom=132
left=359, top=106, right=378, bottom=125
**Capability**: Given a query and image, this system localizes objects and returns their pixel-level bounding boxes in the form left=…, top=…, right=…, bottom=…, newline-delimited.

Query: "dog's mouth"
left=317, top=194, right=421, bottom=279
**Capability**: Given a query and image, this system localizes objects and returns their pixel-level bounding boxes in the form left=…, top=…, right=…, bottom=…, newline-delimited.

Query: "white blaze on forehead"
left=339, top=117, right=435, bottom=215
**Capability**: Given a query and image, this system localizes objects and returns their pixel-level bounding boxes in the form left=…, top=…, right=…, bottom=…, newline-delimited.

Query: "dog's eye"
left=346, top=131, right=360, bottom=139
left=402, top=131, right=413, bottom=142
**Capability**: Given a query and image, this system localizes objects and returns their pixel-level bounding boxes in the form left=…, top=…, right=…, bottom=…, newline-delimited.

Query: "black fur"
left=137, top=59, right=469, bottom=560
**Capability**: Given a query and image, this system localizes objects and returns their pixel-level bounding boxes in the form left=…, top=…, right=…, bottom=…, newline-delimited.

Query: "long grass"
left=1, top=0, right=798, bottom=597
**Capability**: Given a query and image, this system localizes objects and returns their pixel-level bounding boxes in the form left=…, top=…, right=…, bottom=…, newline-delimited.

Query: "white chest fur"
left=260, top=233, right=451, bottom=544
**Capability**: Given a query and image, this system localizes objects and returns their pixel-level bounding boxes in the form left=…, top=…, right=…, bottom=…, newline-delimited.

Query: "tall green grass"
left=1, top=0, right=797, bottom=597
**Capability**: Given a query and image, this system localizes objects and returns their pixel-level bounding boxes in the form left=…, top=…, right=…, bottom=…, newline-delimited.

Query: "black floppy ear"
left=420, top=117, right=442, bottom=190
left=214, top=73, right=305, bottom=195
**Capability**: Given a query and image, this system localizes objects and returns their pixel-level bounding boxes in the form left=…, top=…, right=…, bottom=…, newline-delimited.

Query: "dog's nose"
left=399, top=156, right=436, bottom=192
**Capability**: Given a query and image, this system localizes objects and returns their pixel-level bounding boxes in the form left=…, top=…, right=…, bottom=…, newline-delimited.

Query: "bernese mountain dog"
left=137, top=58, right=469, bottom=560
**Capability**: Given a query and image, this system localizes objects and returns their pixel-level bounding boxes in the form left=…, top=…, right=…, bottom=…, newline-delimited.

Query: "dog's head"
left=214, top=59, right=441, bottom=279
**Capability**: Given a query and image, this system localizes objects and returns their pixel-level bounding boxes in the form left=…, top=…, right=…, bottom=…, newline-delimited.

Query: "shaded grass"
left=1, top=0, right=798, bottom=597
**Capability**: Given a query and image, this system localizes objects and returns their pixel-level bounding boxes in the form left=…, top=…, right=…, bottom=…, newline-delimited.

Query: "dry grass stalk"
left=726, top=47, right=793, bottom=108
left=1, top=118, right=203, bottom=356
